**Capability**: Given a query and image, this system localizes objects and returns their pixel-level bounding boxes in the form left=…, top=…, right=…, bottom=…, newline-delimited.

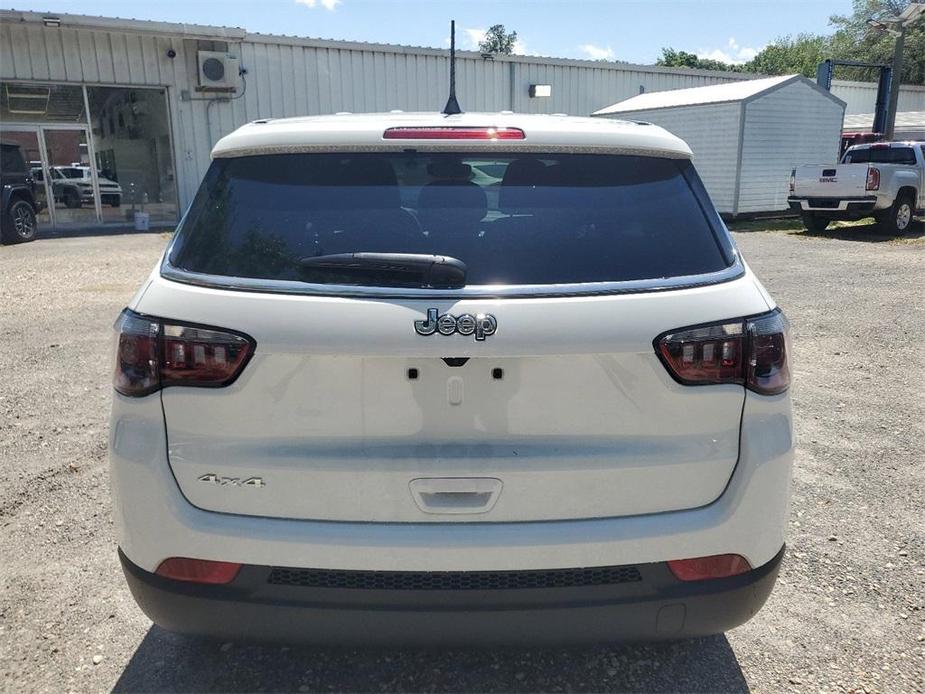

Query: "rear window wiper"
left=298, top=253, right=467, bottom=289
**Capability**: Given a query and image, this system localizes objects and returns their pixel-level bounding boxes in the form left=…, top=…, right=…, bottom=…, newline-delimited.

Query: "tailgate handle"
left=822, top=169, right=837, bottom=177
left=409, top=477, right=502, bottom=515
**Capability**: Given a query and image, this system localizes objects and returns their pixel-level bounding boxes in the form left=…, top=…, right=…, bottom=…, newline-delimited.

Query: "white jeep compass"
left=110, top=112, right=793, bottom=645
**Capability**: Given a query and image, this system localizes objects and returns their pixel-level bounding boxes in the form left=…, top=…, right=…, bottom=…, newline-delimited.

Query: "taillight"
left=113, top=309, right=254, bottom=397
left=667, top=554, right=751, bottom=581
left=155, top=557, right=242, bottom=584
left=866, top=166, right=880, bottom=191
left=383, top=126, right=525, bottom=140
left=789, top=169, right=795, bottom=193
left=655, top=309, right=790, bottom=395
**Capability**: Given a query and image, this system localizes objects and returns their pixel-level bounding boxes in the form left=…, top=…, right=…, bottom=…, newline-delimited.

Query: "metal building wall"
left=2, top=11, right=922, bottom=213
left=830, top=80, right=925, bottom=115
left=170, top=36, right=757, bottom=205
left=0, top=13, right=755, bottom=208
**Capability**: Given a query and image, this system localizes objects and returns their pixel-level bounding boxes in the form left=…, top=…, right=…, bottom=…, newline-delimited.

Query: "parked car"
left=53, top=165, right=123, bottom=207
left=31, top=165, right=82, bottom=210
left=110, top=113, right=793, bottom=645
left=1, top=142, right=38, bottom=244
left=789, top=141, right=924, bottom=234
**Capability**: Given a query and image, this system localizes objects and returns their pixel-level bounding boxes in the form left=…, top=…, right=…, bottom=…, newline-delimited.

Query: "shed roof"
left=593, top=74, right=844, bottom=115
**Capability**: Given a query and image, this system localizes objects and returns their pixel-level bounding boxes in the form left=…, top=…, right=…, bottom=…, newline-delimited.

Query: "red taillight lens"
left=866, top=166, right=880, bottom=191
left=113, top=309, right=254, bottom=397
left=657, top=320, right=745, bottom=386
left=746, top=311, right=791, bottom=395
left=655, top=309, right=790, bottom=395
left=114, top=311, right=160, bottom=397
left=155, top=557, right=242, bottom=584
left=383, top=126, right=525, bottom=140
left=667, top=554, right=751, bottom=581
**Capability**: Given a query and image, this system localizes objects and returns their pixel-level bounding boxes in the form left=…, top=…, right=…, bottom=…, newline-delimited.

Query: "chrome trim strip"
left=159, top=255, right=745, bottom=300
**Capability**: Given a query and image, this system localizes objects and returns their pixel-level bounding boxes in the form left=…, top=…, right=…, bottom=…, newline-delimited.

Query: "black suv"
left=1, top=141, right=39, bottom=244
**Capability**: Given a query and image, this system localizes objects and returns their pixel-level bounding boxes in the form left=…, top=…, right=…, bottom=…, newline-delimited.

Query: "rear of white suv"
left=110, top=113, right=793, bottom=645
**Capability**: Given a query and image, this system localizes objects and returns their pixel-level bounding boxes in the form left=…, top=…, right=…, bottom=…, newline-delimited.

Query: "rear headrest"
left=499, top=158, right=549, bottom=212
left=417, top=180, right=487, bottom=228
left=322, top=158, right=402, bottom=210
left=427, top=160, right=472, bottom=181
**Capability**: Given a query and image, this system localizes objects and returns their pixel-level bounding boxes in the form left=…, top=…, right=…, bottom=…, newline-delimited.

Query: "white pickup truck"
left=789, top=141, right=924, bottom=234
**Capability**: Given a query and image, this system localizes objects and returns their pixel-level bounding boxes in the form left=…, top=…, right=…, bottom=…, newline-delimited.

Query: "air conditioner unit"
left=197, top=51, right=239, bottom=90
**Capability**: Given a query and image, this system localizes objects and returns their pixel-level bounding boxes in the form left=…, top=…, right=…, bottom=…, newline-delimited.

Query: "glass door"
left=40, top=127, right=100, bottom=228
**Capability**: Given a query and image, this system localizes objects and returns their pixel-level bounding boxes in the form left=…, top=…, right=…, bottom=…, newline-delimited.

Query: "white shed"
left=592, top=75, right=846, bottom=216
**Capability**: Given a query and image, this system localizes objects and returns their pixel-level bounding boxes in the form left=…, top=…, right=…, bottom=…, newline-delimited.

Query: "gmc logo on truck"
left=414, top=308, right=497, bottom=341
left=819, top=176, right=838, bottom=183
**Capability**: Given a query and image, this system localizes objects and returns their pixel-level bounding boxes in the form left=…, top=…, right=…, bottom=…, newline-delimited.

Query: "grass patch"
left=727, top=218, right=803, bottom=233
left=728, top=216, right=924, bottom=245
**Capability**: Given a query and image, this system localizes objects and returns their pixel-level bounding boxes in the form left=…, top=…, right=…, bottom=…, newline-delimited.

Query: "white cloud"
left=579, top=43, right=616, bottom=61
left=697, top=37, right=761, bottom=65
left=295, top=0, right=341, bottom=10
left=452, top=27, right=534, bottom=56
left=461, top=27, right=487, bottom=50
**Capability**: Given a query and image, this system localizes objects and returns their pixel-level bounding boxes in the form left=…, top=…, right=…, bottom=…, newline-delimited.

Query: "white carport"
left=592, top=75, right=846, bottom=216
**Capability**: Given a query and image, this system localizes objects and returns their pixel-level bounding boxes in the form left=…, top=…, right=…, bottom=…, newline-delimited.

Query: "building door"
left=0, top=124, right=101, bottom=230
left=40, top=126, right=101, bottom=228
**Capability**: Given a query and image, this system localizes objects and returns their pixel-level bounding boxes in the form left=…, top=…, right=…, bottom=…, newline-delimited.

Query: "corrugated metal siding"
left=737, top=80, right=844, bottom=214
left=0, top=21, right=755, bottom=208
left=0, top=23, right=182, bottom=86
left=4, top=18, right=920, bottom=212
left=163, top=40, right=755, bottom=205
left=506, top=61, right=744, bottom=115
left=596, top=104, right=742, bottom=213
left=831, top=80, right=925, bottom=116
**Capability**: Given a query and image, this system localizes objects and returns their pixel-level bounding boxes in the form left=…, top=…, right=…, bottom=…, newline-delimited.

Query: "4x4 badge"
left=198, top=473, right=266, bottom=488
left=414, top=308, right=497, bottom=341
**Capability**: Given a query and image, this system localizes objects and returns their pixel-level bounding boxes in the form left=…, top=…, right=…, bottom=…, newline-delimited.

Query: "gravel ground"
left=0, top=223, right=923, bottom=693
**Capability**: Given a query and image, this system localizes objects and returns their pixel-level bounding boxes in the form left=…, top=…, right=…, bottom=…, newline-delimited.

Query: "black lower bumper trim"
left=788, top=196, right=878, bottom=216
left=120, top=547, right=784, bottom=646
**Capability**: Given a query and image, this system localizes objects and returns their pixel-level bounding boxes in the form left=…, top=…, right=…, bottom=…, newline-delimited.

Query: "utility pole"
left=884, top=25, right=905, bottom=140
left=868, top=3, right=924, bottom=141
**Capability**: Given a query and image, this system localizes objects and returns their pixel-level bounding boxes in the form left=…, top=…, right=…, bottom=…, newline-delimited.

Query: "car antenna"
left=442, top=20, right=463, bottom=115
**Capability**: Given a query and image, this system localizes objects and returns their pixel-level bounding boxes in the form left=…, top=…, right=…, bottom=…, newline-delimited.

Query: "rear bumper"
left=120, top=546, right=784, bottom=646
left=787, top=196, right=878, bottom=214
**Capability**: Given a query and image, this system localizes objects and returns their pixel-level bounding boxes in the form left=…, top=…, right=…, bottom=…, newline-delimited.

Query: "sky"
left=4, top=0, right=853, bottom=65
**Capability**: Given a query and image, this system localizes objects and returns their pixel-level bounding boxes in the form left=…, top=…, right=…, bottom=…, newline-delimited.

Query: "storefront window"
left=86, top=87, right=178, bottom=224
left=0, top=81, right=178, bottom=230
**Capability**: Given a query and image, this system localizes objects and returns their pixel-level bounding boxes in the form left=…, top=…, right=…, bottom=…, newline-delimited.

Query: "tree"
left=479, top=25, right=518, bottom=55
left=744, top=34, right=830, bottom=78
left=657, top=0, right=924, bottom=84
left=656, top=48, right=742, bottom=72
left=828, top=0, right=925, bottom=83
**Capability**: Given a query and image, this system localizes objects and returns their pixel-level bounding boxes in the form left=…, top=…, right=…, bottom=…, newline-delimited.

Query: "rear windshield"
left=843, top=147, right=917, bottom=165
left=169, top=152, right=730, bottom=288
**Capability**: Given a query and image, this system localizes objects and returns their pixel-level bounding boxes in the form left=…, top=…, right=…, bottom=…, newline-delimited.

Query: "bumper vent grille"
left=267, top=565, right=642, bottom=591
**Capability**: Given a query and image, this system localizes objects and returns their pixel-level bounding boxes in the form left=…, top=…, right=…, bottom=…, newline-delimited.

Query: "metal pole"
left=442, top=20, right=462, bottom=115
left=884, top=26, right=905, bottom=140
